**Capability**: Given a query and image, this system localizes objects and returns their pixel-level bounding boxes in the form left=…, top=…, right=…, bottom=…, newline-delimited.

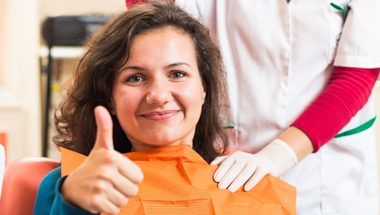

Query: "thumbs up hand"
left=61, top=106, right=144, bottom=214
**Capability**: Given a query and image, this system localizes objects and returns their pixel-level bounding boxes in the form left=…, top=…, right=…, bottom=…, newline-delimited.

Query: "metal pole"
left=42, top=18, right=54, bottom=157
left=43, top=46, right=53, bottom=157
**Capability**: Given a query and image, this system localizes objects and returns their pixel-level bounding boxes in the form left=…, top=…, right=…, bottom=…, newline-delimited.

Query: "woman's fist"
left=61, top=106, right=143, bottom=214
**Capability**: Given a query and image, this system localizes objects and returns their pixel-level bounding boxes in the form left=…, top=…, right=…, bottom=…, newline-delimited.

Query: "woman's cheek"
left=114, top=87, right=140, bottom=115
left=176, top=82, right=204, bottom=108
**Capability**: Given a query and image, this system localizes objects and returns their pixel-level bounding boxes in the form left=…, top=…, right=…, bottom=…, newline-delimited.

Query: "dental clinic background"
left=1, top=0, right=380, bottom=213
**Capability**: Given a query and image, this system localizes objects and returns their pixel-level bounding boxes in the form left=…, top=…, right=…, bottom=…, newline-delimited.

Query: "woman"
left=34, top=2, right=296, bottom=215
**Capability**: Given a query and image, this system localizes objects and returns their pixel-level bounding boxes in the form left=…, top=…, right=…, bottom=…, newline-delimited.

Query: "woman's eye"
left=170, top=71, right=186, bottom=78
left=127, top=76, right=143, bottom=82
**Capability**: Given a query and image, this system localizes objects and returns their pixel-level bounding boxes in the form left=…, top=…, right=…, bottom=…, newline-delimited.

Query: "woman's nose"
left=145, top=79, right=171, bottom=105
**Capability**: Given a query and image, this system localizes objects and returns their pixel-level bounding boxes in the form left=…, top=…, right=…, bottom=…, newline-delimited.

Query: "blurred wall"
left=39, top=0, right=125, bottom=19
left=0, top=0, right=41, bottom=163
left=0, top=0, right=126, bottom=163
left=38, top=0, right=126, bottom=160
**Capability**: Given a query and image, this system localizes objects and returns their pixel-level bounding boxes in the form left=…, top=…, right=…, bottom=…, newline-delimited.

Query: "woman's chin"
left=130, top=140, right=192, bottom=151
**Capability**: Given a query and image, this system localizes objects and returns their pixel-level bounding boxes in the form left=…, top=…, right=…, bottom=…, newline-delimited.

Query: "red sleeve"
left=291, top=67, right=379, bottom=153
left=125, top=0, right=145, bottom=9
left=125, top=0, right=174, bottom=9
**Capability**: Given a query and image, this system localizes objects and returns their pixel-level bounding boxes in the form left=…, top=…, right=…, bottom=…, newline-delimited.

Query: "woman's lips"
left=141, top=110, right=180, bottom=121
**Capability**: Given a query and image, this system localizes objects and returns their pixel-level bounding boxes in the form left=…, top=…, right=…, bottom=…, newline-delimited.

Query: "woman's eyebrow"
left=119, top=62, right=191, bottom=75
left=165, top=62, right=191, bottom=69
left=118, top=66, right=145, bottom=75
left=121, top=66, right=145, bottom=71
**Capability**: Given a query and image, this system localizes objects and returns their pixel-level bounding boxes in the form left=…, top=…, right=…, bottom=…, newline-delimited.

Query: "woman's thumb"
left=94, top=106, right=114, bottom=151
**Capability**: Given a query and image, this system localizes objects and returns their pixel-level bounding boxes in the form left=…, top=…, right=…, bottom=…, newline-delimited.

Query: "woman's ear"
left=202, top=81, right=206, bottom=104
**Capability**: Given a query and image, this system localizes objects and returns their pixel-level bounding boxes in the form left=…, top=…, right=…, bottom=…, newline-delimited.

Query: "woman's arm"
left=34, top=167, right=94, bottom=215
left=34, top=167, right=60, bottom=215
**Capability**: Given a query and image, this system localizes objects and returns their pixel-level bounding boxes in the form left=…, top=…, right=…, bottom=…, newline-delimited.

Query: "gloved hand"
left=210, top=139, right=298, bottom=192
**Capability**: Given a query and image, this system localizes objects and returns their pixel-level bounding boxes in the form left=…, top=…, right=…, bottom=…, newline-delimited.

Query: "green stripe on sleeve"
left=335, top=116, right=376, bottom=138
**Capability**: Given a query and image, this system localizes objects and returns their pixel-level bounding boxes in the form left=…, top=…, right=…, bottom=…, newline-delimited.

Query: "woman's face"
left=111, top=27, right=206, bottom=151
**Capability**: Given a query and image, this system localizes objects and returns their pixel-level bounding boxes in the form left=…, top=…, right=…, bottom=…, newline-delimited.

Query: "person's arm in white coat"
left=212, top=67, right=379, bottom=192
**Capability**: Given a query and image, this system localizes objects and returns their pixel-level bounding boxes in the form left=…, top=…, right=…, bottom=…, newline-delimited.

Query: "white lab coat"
left=176, top=0, right=380, bottom=214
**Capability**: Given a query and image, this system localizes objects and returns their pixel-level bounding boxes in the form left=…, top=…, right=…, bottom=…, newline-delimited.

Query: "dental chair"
left=0, top=157, right=60, bottom=215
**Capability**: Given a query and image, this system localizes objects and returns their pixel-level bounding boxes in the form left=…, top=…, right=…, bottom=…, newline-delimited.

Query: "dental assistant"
left=126, top=0, right=380, bottom=214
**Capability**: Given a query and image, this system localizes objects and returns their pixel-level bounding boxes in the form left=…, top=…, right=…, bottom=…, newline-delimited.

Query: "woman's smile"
left=140, top=110, right=180, bottom=121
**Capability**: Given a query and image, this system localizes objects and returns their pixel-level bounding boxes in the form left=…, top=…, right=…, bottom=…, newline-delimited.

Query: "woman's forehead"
left=125, top=27, right=197, bottom=68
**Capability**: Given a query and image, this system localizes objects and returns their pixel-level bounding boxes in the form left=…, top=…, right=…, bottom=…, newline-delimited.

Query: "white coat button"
left=283, top=69, right=288, bottom=75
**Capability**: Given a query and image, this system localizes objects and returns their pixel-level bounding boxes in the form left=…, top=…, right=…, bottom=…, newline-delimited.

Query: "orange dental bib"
left=61, top=145, right=296, bottom=215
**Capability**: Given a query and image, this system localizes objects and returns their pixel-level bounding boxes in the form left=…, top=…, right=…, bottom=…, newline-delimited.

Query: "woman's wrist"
left=60, top=175, right=80, bottom=210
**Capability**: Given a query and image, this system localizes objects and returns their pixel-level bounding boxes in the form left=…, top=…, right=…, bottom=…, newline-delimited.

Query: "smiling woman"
left=33, top=2, right=296, bottom=215
left=111, top=28, right=206, bottom=152
left=52, top=1, right=229, bottom=163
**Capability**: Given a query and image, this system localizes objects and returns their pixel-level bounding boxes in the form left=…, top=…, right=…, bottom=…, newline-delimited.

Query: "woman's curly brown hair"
left=54, top=1, right=230, bottom=163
